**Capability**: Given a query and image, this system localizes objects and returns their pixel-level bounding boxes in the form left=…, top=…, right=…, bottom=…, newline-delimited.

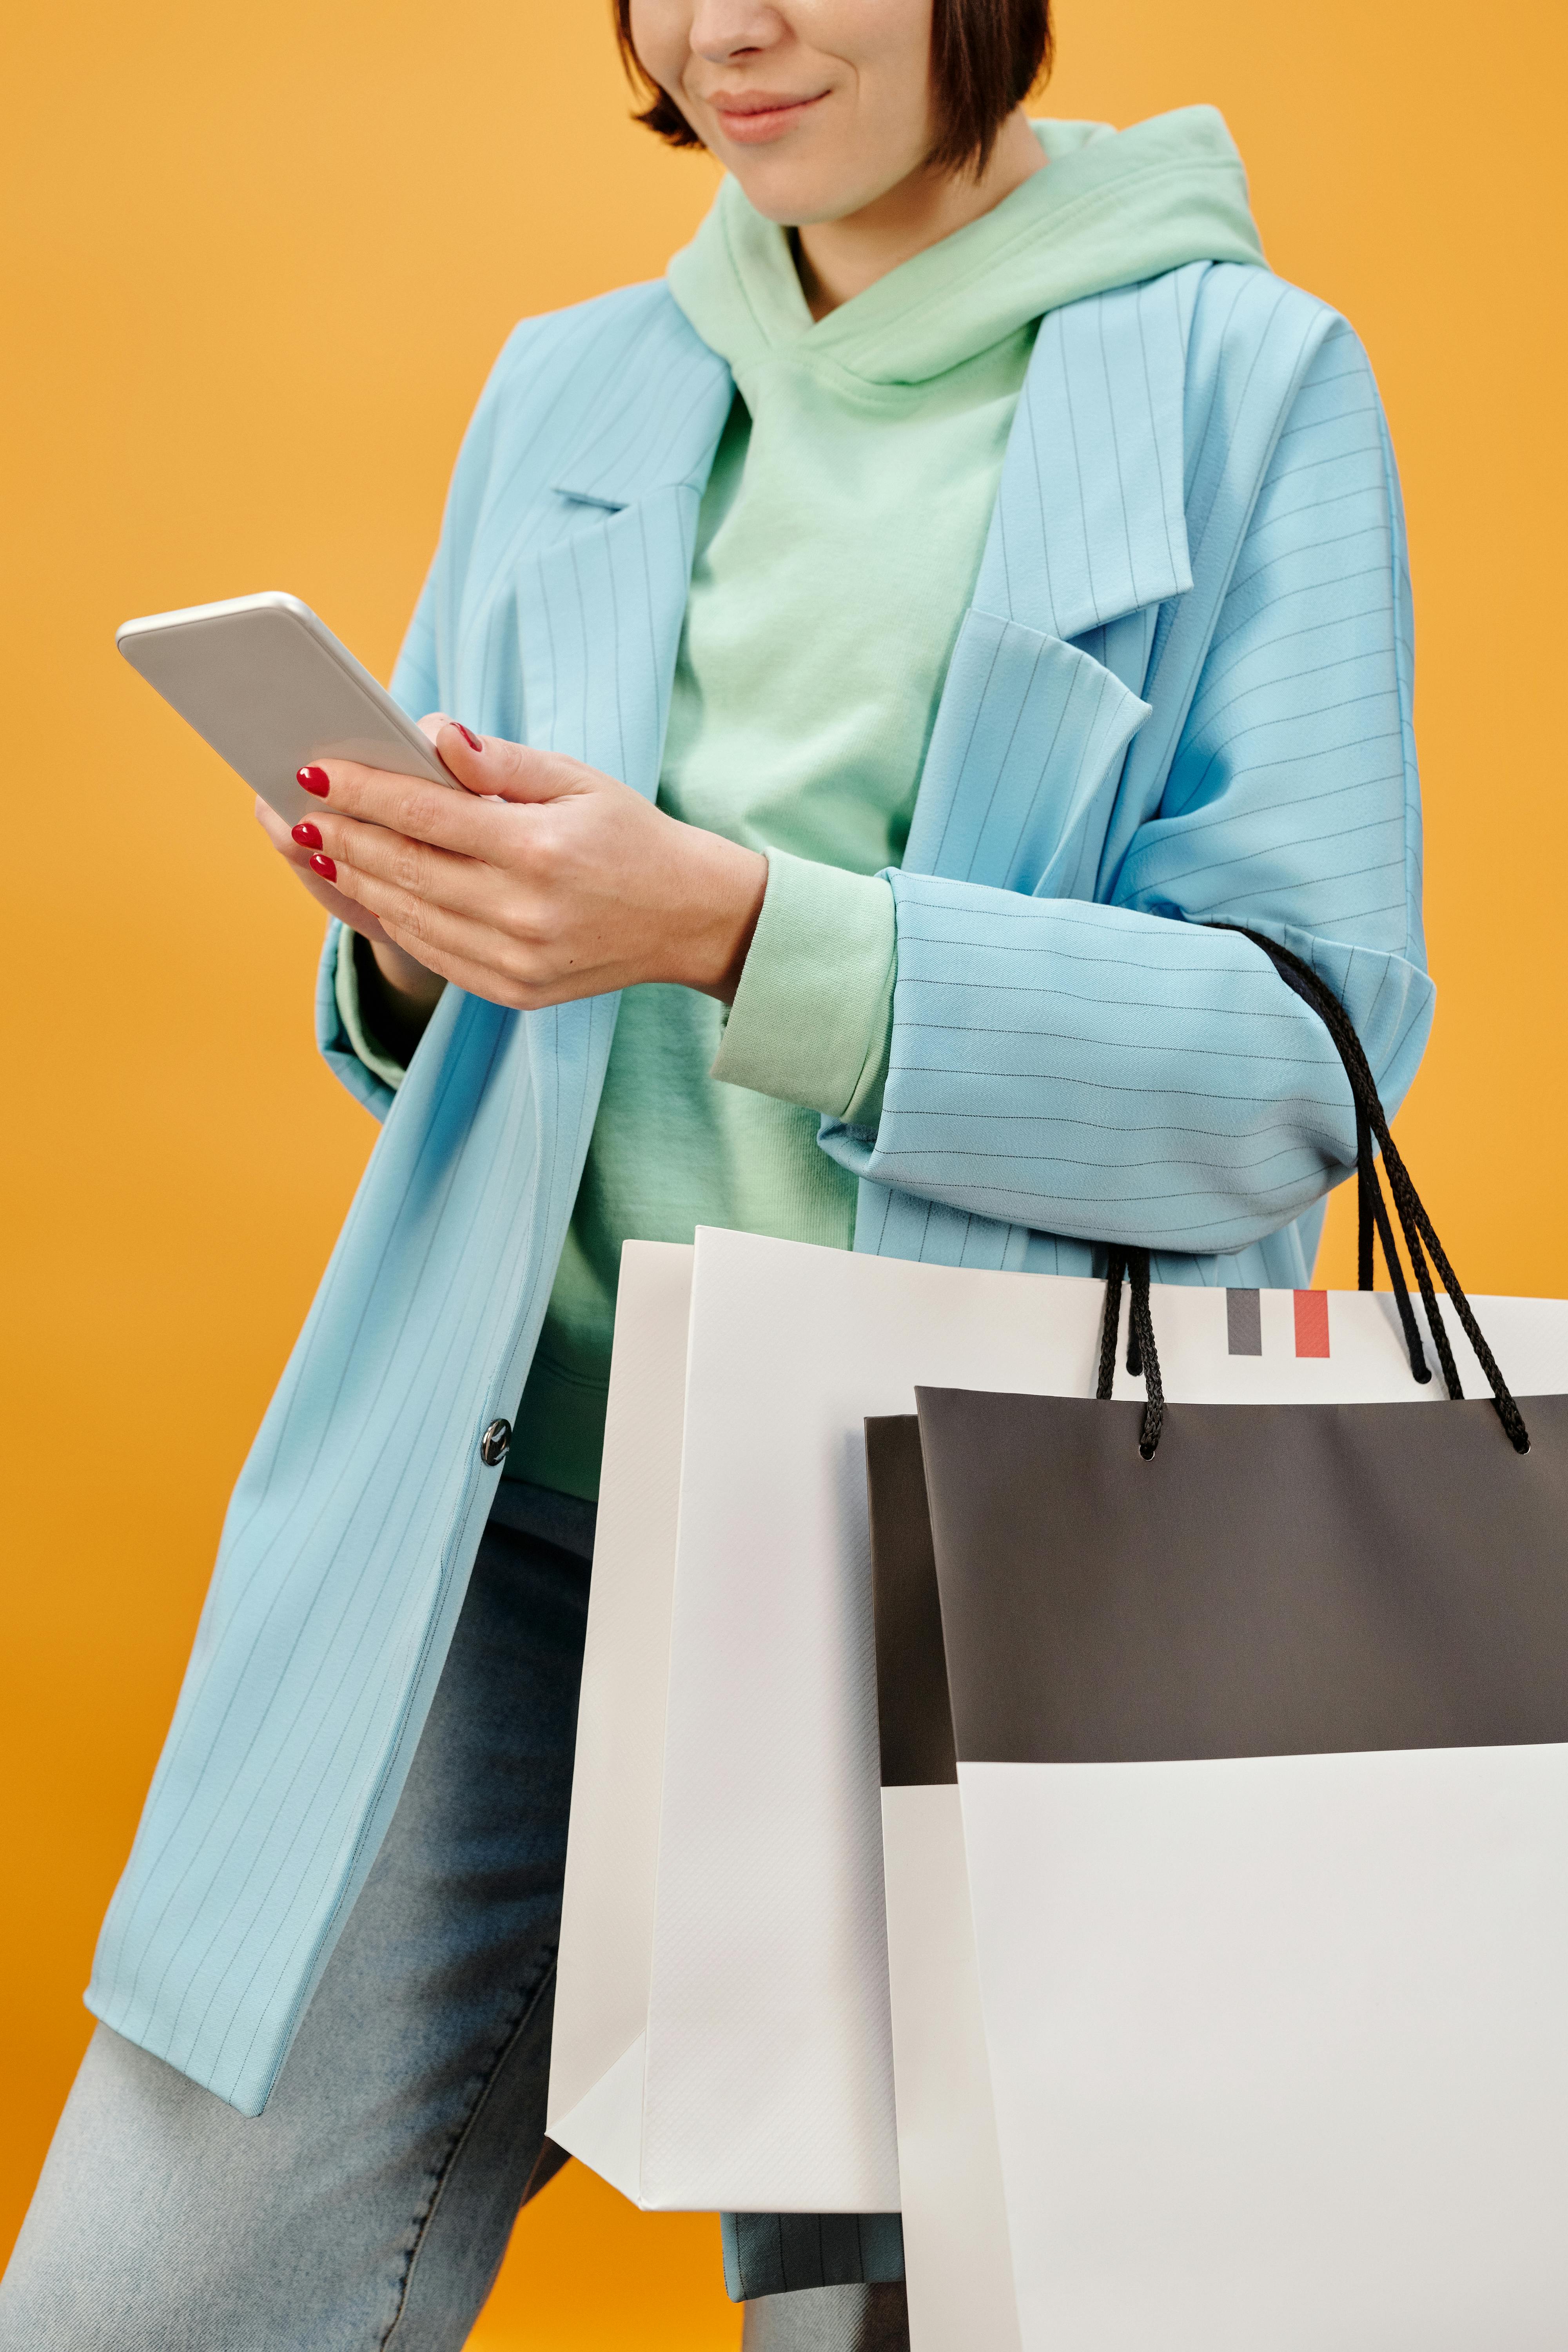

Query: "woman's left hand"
left=288, top=723, right=769, bottom=1010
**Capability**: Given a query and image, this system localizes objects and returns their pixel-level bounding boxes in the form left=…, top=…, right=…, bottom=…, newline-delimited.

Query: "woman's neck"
left=793, top=109, right=1045, bottom=320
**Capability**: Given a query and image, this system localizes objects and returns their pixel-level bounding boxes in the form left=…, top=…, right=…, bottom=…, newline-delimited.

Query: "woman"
left=0, top=1, right=1431, bottom=2346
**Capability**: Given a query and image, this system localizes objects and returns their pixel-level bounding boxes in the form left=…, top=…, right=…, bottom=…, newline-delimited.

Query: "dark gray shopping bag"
left=867, top=936, right=1568, bottom=2352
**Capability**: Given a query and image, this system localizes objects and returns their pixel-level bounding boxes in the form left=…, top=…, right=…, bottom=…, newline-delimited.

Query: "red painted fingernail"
left=292, top=821, right=322, bottom=849
left=455, top=724, right=483, bottom=752
left=309, top=851, right=337, bottom=882
left=297, top=765, right=330, bottom=797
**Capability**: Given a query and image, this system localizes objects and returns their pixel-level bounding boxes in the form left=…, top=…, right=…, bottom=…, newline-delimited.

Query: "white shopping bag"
left=869, top=1281, right=1568, bottom=2352
left=553, top=1223, right=1176, bottom=2213
left=555, top=1229, right=1530, bottom=2217
left=553, top=1225, right=1162, bottom=2212
left=550, top=1223, right=1568, bottom=2349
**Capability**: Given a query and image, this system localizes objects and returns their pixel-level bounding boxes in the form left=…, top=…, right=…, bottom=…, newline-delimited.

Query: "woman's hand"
left=272, top=722, right=769, bottom=1012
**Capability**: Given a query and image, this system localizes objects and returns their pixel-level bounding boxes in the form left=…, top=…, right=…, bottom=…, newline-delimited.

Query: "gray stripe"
left=1227, top=1288, right=1262, bottom=1355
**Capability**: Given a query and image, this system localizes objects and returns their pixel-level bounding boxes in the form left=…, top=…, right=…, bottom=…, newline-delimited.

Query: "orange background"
left=2, top=1, right=1563, bottom=2342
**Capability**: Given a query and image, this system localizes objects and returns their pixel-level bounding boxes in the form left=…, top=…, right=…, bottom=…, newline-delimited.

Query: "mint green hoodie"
left=347, top=109, right=1265, bottom=1497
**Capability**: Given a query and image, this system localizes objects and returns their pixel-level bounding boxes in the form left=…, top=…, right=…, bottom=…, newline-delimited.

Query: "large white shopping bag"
left=552, top=1225, right=1169, bottom=2211
left=868, top=1265, right=1568, bottom=2352
left=551, top=1227, right=1545, bottom=2220
left=551, top=1218, right=1568, bottom=2350
left=551, top=1223, right=1169, bottom=2212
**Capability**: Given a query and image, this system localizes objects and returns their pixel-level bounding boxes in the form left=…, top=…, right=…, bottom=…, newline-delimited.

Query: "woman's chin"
left=723, top=152, right=893, bottom=232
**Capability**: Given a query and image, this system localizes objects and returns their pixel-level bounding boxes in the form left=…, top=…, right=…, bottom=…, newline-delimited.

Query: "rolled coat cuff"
left=333, top=926, right=409, bottom=1095
left=710, top=848, right=896, bottom=1125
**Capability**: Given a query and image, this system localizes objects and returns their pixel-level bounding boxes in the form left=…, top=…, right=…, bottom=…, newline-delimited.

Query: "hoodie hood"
left=668, top=106, right=1264, bottom=392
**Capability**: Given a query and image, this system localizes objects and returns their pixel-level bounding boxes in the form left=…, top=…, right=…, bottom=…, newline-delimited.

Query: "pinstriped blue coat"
left=89, top=258, right=1432, bottom=2113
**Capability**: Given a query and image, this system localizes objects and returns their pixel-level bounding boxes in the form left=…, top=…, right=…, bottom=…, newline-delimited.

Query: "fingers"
left=257, top=795, right=396, bottom=943
left=303, top=757, right=500, bottom=855
left=425, top=724, right=595, bottom=806
left=316, top=810, right=608, bottom=1009
left=308, top=731, right=606, bottom=844
left=299, top=807, right=512, bottom=927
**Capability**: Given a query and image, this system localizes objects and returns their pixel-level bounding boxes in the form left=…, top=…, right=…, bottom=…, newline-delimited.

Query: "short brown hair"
left=611, top=0, right=1053, bottom=180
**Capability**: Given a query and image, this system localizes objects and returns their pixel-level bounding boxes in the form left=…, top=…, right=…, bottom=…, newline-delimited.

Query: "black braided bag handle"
left=1095, top=929, right=1530, bottom=1459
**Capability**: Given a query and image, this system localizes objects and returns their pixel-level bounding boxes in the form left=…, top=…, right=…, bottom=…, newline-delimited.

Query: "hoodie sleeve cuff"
left=710, top=848, right=895, bottom=1126
left=334, top=929, right=409, bottom=1095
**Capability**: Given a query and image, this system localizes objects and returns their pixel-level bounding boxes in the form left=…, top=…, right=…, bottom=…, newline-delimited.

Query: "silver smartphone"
left=116, top=591, right=456, bottom=826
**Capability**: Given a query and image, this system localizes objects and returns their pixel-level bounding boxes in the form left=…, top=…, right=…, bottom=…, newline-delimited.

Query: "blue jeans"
left=0, top=1493, right=907, bottom=2351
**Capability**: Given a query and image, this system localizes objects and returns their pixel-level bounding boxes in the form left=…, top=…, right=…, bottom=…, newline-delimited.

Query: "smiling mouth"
left=708, top=88, right=829, bottom=144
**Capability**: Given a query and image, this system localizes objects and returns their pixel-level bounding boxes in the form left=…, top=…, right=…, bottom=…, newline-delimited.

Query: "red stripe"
left=1294, top=1290, right=1330, bottom=1357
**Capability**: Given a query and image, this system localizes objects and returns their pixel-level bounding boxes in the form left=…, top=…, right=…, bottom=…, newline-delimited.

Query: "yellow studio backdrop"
left=1, top=1, right=1563, bottom=2341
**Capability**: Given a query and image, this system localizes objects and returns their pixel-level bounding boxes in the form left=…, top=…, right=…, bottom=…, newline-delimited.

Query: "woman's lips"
left=710, top=90, right=828, bottom=145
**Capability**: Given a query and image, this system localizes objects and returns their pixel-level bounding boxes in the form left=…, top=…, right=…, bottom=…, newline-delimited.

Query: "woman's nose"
left=688, top=0, right=785, bottom=65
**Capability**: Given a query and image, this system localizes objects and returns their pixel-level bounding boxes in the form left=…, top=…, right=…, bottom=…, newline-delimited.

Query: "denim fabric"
left=744, top=2285, right=911, bottom=2350
left=0, top=1510, right=588, bottom=2350
left=1, top=1496, right=908, bottom=2348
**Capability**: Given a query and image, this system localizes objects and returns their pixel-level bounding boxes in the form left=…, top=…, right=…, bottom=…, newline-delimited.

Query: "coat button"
left=479, top=1418, right=512, bottom=1467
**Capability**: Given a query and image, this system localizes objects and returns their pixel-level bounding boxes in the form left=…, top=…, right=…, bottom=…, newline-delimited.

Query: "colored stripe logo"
left=1225, top=1289, right=1331, bottom=1357
left=1294, top=1290, right=1330, bottom=1357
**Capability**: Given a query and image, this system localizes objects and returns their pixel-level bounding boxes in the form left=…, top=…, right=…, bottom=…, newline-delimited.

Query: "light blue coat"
left=90, top=260, right=1432, bottom=2113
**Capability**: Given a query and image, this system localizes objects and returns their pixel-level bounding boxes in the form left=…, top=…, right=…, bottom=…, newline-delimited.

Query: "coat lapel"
left=516, top=310, right=733, bottom=795
left=905, top=265, right=1205, bottom=892
left=513, top=488, right=703, bottom=791
left=971, top=266, right=1198, bottom=642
